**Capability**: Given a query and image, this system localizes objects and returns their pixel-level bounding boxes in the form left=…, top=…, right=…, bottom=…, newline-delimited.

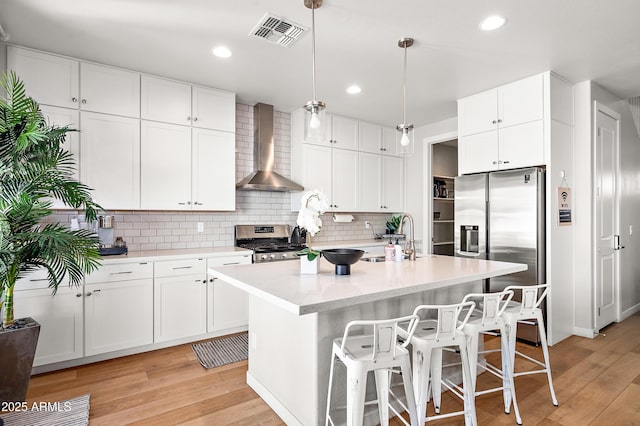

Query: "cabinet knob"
left=81, top=99, right=87, bottom=104
left=76, top=293, right=82, bottom=298
left=194, top=201, right=203, bottom=206
left=86, top=291, right=92, bottom=297
left=334, top=204, right=338, bottom=208
left=187, top=201, right=191, bottom=205
left=503, top=160, right=510, bottom=164
left=178, top=202, right=186, bottom=205
left=72, top=97, right=78, bottom=103
left=202, top=279, right=207, bottom=283
left=193, top=117, right=198, bottom=122
left=497, top=119, right=502, bottom=123
left=492, top=161, right=498, bottom=165
left=187, top=116, right=191, bottom=121
left=492, top=120, right=497, bottom=124
left=209, top=278, right=216, bottom=283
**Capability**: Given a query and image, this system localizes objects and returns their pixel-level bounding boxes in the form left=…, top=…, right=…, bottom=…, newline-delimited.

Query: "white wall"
left=573, top=81, right=640, bottom=335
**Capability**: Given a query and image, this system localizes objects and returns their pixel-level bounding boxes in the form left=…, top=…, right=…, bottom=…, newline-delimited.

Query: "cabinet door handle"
left=201, top=279, right=207, bottom=283
left=187, top=116, right=191, bottom=121
left=193, top=117, right=198, bottom=122
left=172, top=266, right=193, bottom=270
left=492, top=120, right=497, bottom=124
left=195, top=279, right=203, bottom=283
left=194, top=202, right=203, bottom=206
left=86, top=292, right=92, bottom=296
left=187, top=201, right=191, bottom=205
left=93, top=289, right=101, bottom=293
left=492, top=161, right=498, bottom=165
left=29, top=278, right=48, bottom=282
left=503, top=160, right=510, bottom=164
left=223, top=262, right=240, bottom=265
left=76, top=293, right=82, bottom=298
left=178, top=202, right=186, bottom=205
left=111, top=271, right=132, bottom=275
left=497, top=119, right=502, bottom=123
left=209, top=278, right=216, bottom=282
left=81, top=99, right=87, bottom=104
left=72, top=97, right=78, bottom=103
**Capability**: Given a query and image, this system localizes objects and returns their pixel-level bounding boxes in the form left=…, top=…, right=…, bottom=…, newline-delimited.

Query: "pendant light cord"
left=311, top=3, right=317, bottom=103
left=403, top=43, right=408, bottom=125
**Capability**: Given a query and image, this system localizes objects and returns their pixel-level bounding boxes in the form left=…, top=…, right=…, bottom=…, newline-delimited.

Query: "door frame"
left=423, top=131, right=458, bottom=254
left=592, top=101, right=621, bottom=330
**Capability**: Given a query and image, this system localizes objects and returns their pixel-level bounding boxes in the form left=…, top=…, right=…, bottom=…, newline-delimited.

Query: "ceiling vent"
left=250, top=13, right=307, bottom=47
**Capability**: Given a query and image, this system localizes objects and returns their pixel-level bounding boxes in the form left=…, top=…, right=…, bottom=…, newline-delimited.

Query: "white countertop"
left=208, top=255, right=527, bottom=315
left=310, top=238, right=389, bottom=250
left=100, top=247, right=252, bottom=263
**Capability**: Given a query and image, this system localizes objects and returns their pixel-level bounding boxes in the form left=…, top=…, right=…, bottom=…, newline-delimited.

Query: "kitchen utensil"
left=291, top=226, right=302, bottom=244
left=98, top=215, right=113, bottom=228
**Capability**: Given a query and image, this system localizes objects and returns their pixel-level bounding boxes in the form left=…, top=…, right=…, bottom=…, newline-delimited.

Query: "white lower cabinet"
left=154, top=258, right=207, bottom=342
left=206, top=255, right=251, bottom=332
left=84, top=261, right=153, bottom=356
left=14, top=283, right=84, bottom=367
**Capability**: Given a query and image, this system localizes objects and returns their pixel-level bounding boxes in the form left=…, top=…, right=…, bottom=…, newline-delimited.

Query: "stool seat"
left=325, top=315, right=420, bottom=426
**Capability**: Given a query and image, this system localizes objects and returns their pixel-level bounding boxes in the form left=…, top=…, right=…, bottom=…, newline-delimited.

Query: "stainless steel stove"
left=235, top=225, right=305, bottom=263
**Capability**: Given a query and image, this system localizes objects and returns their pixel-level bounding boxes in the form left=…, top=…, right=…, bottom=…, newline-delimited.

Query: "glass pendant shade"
left=304, top=101, right=326, bottom=143
left=396, top=124, right=415, bottom=155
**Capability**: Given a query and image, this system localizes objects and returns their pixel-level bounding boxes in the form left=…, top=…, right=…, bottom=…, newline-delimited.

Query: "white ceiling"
left=2, top=0, right=639, bottom=127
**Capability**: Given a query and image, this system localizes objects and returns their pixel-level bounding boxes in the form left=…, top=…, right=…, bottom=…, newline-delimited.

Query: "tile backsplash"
left=49, top=104, right=396, bottom=252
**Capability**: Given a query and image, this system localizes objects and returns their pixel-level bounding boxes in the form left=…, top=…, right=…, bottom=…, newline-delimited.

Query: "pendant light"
left=303, top=0, right=326, bottom=143
left=396, top=37, right=414, bottom=156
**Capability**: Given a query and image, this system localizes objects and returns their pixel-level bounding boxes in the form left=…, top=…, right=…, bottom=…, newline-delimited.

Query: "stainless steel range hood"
left=236, top=103, right=304, bottom=192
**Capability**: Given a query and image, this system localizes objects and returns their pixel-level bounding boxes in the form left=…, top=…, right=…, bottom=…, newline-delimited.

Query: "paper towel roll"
left=332, top=214, right=354, bottom=223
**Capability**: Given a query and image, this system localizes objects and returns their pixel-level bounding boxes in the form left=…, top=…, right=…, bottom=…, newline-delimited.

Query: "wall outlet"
left=197, top=222, right=204, bottom=233
left=365, top=221, right=371, bottom=229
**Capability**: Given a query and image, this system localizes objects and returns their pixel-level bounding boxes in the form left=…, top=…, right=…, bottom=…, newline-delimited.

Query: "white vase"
left=300, top=256, right=319, bottom=275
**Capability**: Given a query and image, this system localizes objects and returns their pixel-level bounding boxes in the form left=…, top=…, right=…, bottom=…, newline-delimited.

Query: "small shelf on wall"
left=431, top=139, right=457, bottom=257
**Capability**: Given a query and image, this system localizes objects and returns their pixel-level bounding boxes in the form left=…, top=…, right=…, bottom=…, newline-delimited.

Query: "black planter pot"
left=0, top=317, right=40, bottom=403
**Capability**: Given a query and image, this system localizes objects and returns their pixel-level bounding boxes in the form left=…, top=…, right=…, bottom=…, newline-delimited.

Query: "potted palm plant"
left=0, top=72, right=102, bottom=403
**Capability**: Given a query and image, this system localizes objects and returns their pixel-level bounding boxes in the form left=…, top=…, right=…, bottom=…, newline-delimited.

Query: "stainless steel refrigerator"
left=454, top=167, right=545, bottom=344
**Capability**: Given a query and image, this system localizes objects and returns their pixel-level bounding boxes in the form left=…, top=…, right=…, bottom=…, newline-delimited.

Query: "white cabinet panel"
left=457, top=89, right=497, bottom=137
left=192, top=128, right=235, bottom=211
left=207, top=255, right=251, bottom=332
left=382, top=127, right=399, bottom=156
left=80, top=62, right=140, bottom=117
left=498, top=74, right=543, bottom=128
left=498, top=120, right=544, bottom=169
left=84, top=279, right=153, bottom=356
left=154, top=274, right=207, bottom=342
left=141, top=75, right=192, bottom=126
left=382, top=156, right=404, bottom=212
left=332, top=148, right=358, bottom=211
left=458, top=131, right=499, bottom=175
left=358, top=122, right=382, bottom=154
left=13, top=286, right=83, bottom=366
left=358, top=152, right=381, bottom=211
left=301, top=144, right=332, bottom=197
left=7, top=46, right=79, bottom=108
left=80, top=112, right=140, bottom=209
left=40, top=105, right=80, bottom=183
left=331, top=116, right=358, bottom=150
left=141, top=121, right=192, bottom=210
left=192, top=86, right=235, bottom=132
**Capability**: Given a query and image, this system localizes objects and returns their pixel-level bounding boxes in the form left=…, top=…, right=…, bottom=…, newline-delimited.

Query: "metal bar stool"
left=452, top=290, right=523, bottom=425
left=398, top=302, right=477, bottom=426
left=503, top=284, right=558, bottom=408
left=325, top=314, right=420, bottom=426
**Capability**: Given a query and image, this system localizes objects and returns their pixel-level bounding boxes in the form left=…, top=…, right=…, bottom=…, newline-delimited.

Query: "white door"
left=458, top=131, right=498, bottom=174
left=84, top=279, right=153, bottom=356
left=332, top=148, right=358, bottom=211
left=594, top=102, right=621, bottom=330
left=80, top=112, right=140, bottom=209
left=192, top=128, right=236, bottom=211
left=358, top=122, right=382, bottom=154
left=80, top=62, right=140, bottom=117
left=140, top=121, right=192, bottom=210
left=498, top=120, right=544, bottom=169
left=383, top=155, right=404, bottom=212
left=192, top=86, right=235, bottom=132
left=207, top=256, right=250, bottom=332
left=457, top=89, right=497, bottom=136
left=301, top=144, right=332, bottom=198
left=141, top=75, right=192, bottom=126
left=331, top=116, right=358, bottom=150
left=154, top=274, right=207, bottom=342
left=358, top=152, right=381, bottom=211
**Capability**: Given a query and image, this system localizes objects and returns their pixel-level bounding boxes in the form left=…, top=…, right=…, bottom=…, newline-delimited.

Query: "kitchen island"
left=208, top=255, right=526, bottom=426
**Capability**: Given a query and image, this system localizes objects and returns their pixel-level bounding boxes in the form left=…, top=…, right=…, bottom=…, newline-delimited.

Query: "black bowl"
left=321, top=249, right=365, bottom=275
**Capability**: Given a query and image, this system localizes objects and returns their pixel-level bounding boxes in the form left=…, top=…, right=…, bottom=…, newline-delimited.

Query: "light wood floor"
left=23, top=312, right=640, bottom=425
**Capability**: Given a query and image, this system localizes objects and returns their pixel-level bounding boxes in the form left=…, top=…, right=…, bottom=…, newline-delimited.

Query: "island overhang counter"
left=208, top=255, right=527, bottom=426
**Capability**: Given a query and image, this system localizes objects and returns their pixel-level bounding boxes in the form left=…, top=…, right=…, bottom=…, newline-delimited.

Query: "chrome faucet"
left=396, top=213, right=416, bottom=260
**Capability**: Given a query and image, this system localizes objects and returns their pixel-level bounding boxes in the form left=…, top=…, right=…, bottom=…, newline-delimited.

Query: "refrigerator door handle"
left=456, top=250, right=482, bottom=257
left=614, top=235, right=625, bottom=250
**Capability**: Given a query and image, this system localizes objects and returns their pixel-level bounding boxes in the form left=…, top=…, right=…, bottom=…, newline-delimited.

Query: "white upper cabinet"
left=192, top=86, right=235, bottom=132
left=358, top=152, right=382, bottom=211
left=330, top=116, right=358, bottom=150
left=141, top=121, right=192, bottom=210
left=331, top=148, right=358, bottom=211
left=358, top=121, right=382, bottom=154
left=80, top=62, right=140, bottom=117
left=7, top=46, right=79, bottom=109
left=141, top=76, right=235, bottom=132
left=8, top=46, right=141, bottom=117
left=382, top=156, right=404, bottom=212
left=192, top=128, right=235, bottom=211
left=382, top=127, right=400, bottom=156
left=141, top=76, right=192, bottom=126
left=80, top=112, right=140, bottom=209
left=457, top=73, right=546, bottom=174
left=39, top=105, right=80, bottom=179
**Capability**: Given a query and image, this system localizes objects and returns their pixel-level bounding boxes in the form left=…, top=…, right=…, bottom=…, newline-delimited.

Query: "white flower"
left=296, top=189, right=328, bottom=237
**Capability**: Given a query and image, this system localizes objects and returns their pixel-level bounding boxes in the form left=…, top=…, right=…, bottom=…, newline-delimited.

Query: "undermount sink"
left=361, top=255, right=386, bottom=262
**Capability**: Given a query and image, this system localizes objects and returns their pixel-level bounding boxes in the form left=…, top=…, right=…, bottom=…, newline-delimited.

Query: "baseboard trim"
left=620, top=303, right=640, bottom=321
left=573, top=326, right=596, bottom=339
left=246, top=371, right=302, bottom=426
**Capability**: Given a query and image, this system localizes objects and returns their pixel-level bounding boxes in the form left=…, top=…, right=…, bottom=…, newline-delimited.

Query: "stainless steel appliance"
left=235, top=224, right=305, bottom=263
left=454, top=167, right=545, bottom=344
left=96, top=215, right=128, bottom=256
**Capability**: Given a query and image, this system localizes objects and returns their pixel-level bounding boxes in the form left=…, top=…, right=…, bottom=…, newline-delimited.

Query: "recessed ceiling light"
left=212, top=46, right=232, bottom=58
left=346, top=85, right=362, bottom=95
left=480, top=15, right=507, bottom=31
